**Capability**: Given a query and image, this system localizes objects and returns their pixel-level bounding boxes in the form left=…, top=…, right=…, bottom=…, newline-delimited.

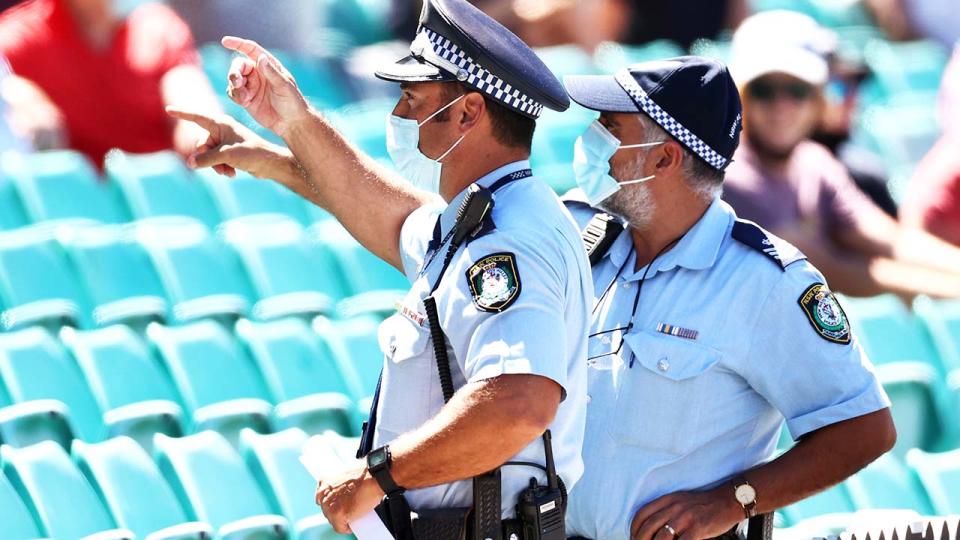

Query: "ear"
left=653, top=141, right=685, bottom=175
left=457, top=91, right=486, bottom=133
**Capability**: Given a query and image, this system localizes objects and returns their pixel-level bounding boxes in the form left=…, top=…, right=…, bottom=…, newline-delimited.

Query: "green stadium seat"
left=200, top=169, right=313, bottom=225
left=320, top=0, right=391, bottom=49
left=877, top=362, right=954, bottom=456
left=1, top=150, right=129, bottom=224
left=220, top=214, right=348, bottom=320
left=73, top=437, right=212, bottom=540
left=107, top=151, right=221, bottom=229
left=317, top=315, right=384, bottom=397
left=325, top=98, right=396, bottom=161
left=778, top=484, right=856, bottom=527
left=59, top=224, right=169, bottom=328
left=840, top=294, right=944, bottom=369
left=62, top=326, right=184, bottom=451
left=133, top=217, right=253, bottom=323
left=154, top=431, right=288, bottom=539
left=915, top=298, right=960, bottom=373
left=0, top=168, right=28, bottom=231
left=906, top=448, right=960, bottom=515
left=0, top=467, right=42, bottom=540
left=239, top=428, right=337, bottom=540
left=843, top=452, right=935, bottom=514
left=592, top=40, right=687, bottom=75
left=307, top=220, right=407, bottom=318
left=0, top=224, right=90, bottom=330
left=536, top=45, right=600, bottom=80
left=0, top=381, right=74, bottom=450
left=1, top=441, right=133, bottom=539
left=861, top=39, right=949, bottom=101
left=272, top=51, right=355, bottom=110
left=237, top=318, right=363, bottom=434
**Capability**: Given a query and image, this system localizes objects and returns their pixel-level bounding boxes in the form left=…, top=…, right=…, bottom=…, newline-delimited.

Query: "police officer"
left=167, top=0, right=591, bottom=537
left=559, top=57, right=896, bottom=540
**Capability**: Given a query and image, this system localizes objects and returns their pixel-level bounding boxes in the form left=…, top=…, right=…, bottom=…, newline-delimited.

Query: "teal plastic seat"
left=221, top=214, right=349, bottom=320
left=271, top=51, right=355, bottom=110
left=876, top=362, right=953, bottom=456
left=915, top=298, right=960, bottom=373
left=861, top=39, right=949, bottom=101
left=201, top=169, right=312, bottom=225
left=107, top=151, right=221, bottom=228
left=325, top=98, right=396, bottom=161
left=307, top=220, right=407, bottom=317
left=73, top=437, right=212, bottom=540
left=1, top=150, right=129, bottom=224
left=0, top=460, right=44, bottom=539
left=841, top=294, right=943, bottom=369
left=239, top=428, right=337, bottom=540
left=317, top=315, right=384, bottom=397
left=0, top=380, right=74, bottom=450
left=154, top=431, right=288, bottom=540
left=62, top=325, right=184, bottom=450
left=134, top=216, right=252, bottom=323
left=1, top=441, right=133, bottom=540
left=906, top=448, right=960, bottom=515
left=0, top=224, right=90, bottom=330
left=592, top=40, right=686, bottom=74
left=844, top=452, right=935, bottom=513
left=778, top=484, right=856, bottom=527
left=0, top=166, right=28, bottom=230
left=60, top=224, right=169, bottom=328
left=535, top=45, right=600, bottom=80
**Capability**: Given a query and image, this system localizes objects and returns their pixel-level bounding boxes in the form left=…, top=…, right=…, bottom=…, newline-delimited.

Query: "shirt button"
left=622, top=281, right=632, bottom=289
left=586, top=395, right=592, bottom=403
left=657, top=358, right=670, bottom=372
left=600, top=335, right=611, bottom=344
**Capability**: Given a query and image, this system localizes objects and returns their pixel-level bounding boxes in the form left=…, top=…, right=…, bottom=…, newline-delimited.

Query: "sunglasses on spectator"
left=747, top=80, right=815, bottom=102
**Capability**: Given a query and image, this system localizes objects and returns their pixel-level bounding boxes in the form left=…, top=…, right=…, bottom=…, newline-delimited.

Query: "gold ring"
left=664, top=524, right=678, bottom=537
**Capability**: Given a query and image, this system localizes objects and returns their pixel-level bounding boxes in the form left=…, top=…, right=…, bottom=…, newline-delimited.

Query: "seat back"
left=319, top=315, right=384, bottom=397
left=844, top=452, right=935, bottom=513
left=877, top=362, right=948, bottom=456
left=1, top=441, right=118, bottom=539
left=73, top=437, right=191, bottom=538
left=906, top=448, right=960, bottom=515
left=202, top=170, right=312, bottom=225
left=239, top=428, right=318, bottom=523
left=0, top=167, right=28, bottom=231
left=778, top=484, right=856, bottom=527
left=308, top=220, right=408, bottom=295
left=0, top=467, right=42, bottom=540
left=842, top=295, right=943, bottom=369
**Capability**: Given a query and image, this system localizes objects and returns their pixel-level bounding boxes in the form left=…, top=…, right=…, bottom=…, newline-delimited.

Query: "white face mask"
left=572, top=120, right=664, bottom=206
left=385, top=94, right=467, bottom=194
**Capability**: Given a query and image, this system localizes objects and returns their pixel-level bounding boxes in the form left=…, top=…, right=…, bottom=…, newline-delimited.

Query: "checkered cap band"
left=614, top=69, right=729, bottom=170
left=417, top=28, right=544, bottom=118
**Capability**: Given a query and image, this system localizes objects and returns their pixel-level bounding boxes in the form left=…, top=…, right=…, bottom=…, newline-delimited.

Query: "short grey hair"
left=636, top=114, right=724, bottom=202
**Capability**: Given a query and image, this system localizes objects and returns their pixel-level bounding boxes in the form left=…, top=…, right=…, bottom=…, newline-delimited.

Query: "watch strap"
left=368, top=446, right=405, bottom=496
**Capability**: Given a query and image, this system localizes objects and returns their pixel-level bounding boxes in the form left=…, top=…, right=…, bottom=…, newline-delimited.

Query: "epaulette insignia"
left=731, top=219, right=806, bottom=270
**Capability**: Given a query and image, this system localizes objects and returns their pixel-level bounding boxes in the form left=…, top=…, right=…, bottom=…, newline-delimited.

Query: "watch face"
left=369, top=449, right=388, bottom=469
left=735, top=484, right=757, bottom=505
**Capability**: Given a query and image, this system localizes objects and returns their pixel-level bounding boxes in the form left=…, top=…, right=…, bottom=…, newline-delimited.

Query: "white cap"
left=730, top=10, right=836, bottom=86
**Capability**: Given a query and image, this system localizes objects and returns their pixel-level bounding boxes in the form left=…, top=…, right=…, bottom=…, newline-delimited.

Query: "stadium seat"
left=861, top=39, right=949, bottom=101
left=73, top=437, right=213, bottom=540
left=239, top=428, right=338, bottom=540
left=154, top=431, right=289, bottom=539
left=107, top=151, right=221, bottom=228
left=1, top=150, right=129, bottom=224
left=62, top=326, right=184, bottom=450
left=0, top=381, right=74, bottom=450
left=316, top=315, right=384, bottom=397
left=200, top=169, right=313, bottom=225
left=877, top=362, right=954, bottom=456
left=133, top=217, right=253, bottom=323
left=915, top=298, right=960, bottom=374
left=60, top=224, right=169, bottom=328
left=840, top=294, right=943, bottom=369
left=237, top=318, right=363, bottom=435
left=535, top=45, right=601, bottom=80
left=0, top=458, right=44, bottom=540
left=0, top=224, right=90, bottom=330
left=0, top=168, right=28, bottom=231
left=0, top=327, right=177, bottom=448
left=592, top=40, right=687, bottom=74
left=843, top=452, right=935, bottom=514
left=307, top=220, right=407, bottom=317
left=325, top=98, right=396, bottom=161
left=778, top=484, right=856, bottom=527
left=906, top=448, right=960, bottom=515
left=272, top=51, right=356, bottom=110
left=220, top=214, right=349, bottom=320
left=1, top=441, right=133, bottom=539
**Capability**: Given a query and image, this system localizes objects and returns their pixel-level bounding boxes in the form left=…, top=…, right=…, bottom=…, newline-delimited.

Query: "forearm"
left=893, top=226, right=960, bottom=274
left=281, top=110, right=435, bottom=268
left=388, top=375, right=559, bottom=490
left=741, top=408, right=895, bottom=514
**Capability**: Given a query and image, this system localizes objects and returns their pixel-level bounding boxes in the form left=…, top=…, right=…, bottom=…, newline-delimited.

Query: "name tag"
left=395, top=301, right=426, bottom=327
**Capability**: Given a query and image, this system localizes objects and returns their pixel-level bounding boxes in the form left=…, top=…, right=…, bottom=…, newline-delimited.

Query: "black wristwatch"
left=367, top=445, right=405, bottom=496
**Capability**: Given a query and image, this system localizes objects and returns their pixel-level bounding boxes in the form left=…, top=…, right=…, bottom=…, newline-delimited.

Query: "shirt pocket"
left=375, top=312, right=435, bottom=436
left=608, top=330, right=722, bottom=456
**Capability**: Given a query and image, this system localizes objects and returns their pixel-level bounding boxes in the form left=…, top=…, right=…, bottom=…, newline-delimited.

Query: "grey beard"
left=599, top=179, right=657, bottom=229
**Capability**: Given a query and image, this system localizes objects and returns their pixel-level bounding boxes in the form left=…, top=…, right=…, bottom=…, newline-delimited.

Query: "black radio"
left=516, top=431, right=566, bottom=540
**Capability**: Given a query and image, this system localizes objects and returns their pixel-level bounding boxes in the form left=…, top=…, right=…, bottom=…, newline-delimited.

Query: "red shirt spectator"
left=0, top=0, right=205, bottom=165
left=901, top=135, right=960, bottom=247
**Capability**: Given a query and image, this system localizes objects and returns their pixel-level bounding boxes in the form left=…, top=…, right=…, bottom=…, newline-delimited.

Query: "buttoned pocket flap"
left=622, top=330, right=721, bottom=381
left=377, top=312, right=431, bottom=364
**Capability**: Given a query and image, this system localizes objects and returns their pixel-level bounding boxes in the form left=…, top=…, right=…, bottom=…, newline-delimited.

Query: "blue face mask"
left=573, top=120, right=664, bottom=206
left=385, top=94, right=467, bottom=195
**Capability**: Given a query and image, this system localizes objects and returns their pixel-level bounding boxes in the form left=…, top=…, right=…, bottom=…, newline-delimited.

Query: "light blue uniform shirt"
left=373, top=161, right=592, bottom=517
left=565, top=198, right=889, bottom=540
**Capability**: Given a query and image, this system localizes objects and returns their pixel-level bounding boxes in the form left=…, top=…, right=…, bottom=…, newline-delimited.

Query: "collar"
left=438, top=160, right=530, bottom=240
left=608, top=198, right=734, bottom=281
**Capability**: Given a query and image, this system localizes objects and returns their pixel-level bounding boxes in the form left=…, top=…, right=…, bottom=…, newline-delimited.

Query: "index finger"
left=165, top=107, right=218, bottom=132
left=221, top=36, right=274, bottom=62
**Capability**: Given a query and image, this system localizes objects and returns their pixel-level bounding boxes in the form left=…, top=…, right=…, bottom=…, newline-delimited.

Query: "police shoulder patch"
left=798, top=283, right=851, bottom=344
left=466, top=252, right=521, bottom=313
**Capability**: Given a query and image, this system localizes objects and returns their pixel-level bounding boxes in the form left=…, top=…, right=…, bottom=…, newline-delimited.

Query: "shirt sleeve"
left=736, top=262, right=890, bottom=440
left=398, top=203, right=444, bottom=283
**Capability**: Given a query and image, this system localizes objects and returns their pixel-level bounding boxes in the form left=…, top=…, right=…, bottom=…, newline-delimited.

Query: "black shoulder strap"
left=730, top=219, right=806, bottom=270
left=563, top=200, right=625, bottom=267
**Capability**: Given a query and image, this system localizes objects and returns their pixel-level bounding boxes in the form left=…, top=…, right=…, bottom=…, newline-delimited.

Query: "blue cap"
left=564, top=56, right=743, bottom=170
left=375, top=0, right=569, bottom=119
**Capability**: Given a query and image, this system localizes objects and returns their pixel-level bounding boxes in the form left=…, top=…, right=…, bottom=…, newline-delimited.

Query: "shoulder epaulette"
left=562, top=200, right=625, bottom=266
left=731, top=219, right=806, bottom=270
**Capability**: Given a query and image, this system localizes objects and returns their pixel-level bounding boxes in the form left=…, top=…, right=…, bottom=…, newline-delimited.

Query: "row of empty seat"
left=2, top=428, right=350, bottom=540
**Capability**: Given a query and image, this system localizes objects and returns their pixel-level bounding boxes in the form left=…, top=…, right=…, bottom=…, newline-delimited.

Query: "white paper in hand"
left=299, top=432, right=394, bottom=540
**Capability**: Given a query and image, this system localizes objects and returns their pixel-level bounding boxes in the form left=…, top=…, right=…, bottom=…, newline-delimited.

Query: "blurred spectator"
left=618, top=0, right=748, bottom=48
left=0, top=0, right=219, bottom=166
left=900, top=134, right=960, bottom=246
left=865, top=0, right=960, bottom=48
left=724, top=11, right=960, bottom=299
left=0, top=55, right=31, bottom=151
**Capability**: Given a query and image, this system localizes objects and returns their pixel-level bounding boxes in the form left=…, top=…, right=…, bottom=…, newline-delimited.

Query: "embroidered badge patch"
left=798, top=283, right=851, bottom=344
left=466, top=252, right=521, bottom=313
